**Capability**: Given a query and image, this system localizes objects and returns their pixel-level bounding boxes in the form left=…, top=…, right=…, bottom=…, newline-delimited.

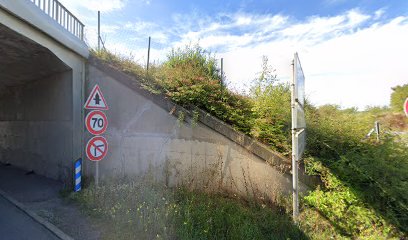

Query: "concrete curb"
left=0, top=189, right=74, bottom=240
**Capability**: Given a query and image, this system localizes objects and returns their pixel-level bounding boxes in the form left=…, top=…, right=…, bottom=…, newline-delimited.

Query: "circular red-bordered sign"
left=86, top=136, right=108, bottom=161
left=85, top=110, right=108, bottom=135
left=404, top=97, right=408, bottom=117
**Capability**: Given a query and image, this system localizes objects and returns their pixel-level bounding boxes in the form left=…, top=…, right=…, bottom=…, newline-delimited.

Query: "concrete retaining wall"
left=86, top=58, right=310, bottom=200
left=0, top=71, right=73, bottom=181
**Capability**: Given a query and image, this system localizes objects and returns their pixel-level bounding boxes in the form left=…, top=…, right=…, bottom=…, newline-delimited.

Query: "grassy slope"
left=86, top=49, right=408, bottom=239
left=71, top=180, right=307, bottom=240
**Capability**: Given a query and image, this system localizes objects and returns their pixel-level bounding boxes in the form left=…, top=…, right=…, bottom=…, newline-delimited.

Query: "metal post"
left=375, top=121, right=380, bottom=142
left=80, top=23, right=84, bottom=41
left=147, top=36, right=151, bottom=73
left=220, top=58, right=224, bottom=86
left=74, top=159, right=82, bottom=192
left=55, top=3, right=59, bottom=24
left=95, top=162, right=99, bottom=186
left=98, top=11, right=101, bottom=51
left=291, top=59, right=299, bottom=221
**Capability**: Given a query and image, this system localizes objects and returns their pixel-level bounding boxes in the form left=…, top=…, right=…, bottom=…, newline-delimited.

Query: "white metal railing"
left=29, top=0, right=84, bottom=41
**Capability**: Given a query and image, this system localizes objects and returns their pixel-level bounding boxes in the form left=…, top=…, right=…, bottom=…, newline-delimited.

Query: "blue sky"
left=60, top=0, right=408, bottom=110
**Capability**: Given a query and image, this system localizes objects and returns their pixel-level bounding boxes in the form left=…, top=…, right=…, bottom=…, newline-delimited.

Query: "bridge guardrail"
left=29, top=0, right=84, bottom=41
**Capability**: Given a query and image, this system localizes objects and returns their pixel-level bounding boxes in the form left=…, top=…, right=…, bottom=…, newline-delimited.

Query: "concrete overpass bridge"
left=0, top=0, right=87, bottom=183
left=0, top=0, right=313, bottom=199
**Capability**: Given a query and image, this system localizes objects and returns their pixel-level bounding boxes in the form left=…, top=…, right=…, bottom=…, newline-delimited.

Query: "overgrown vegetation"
left=302, top=105, right=408, bottom=238
left=89, top=46, right=408, bottom=239
left=390, top=84, right=408, bottom=113
left=250, top=56, right=292, bottom=155
left=71, top=178, right=307, bottom=239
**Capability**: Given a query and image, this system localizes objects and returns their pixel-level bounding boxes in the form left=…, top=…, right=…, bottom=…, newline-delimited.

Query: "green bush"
left=157, top=44, right=255, bottom=133
left=303, top=105, right=408, bottom=238
left=390, top=84, right=408, bottom=113
left=249, top=56, right=292, bottom=154
left=304, top=156, right=402, bottom=238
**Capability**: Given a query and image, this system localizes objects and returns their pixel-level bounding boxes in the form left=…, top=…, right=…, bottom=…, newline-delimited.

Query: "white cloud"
left=123, top=21, right=156, bottom=32
left=59, top=0, right=127, bottom=14
left=217, top=11, right=408, bottom=109
left=374, top=8, right=386, bottom=20
left=57, top=3, right=407, bottom=109
left=164, top=9, right=406, bottom=109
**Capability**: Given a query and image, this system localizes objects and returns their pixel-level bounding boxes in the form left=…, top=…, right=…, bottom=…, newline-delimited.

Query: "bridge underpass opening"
left=0, top=23, right=74, bottom=182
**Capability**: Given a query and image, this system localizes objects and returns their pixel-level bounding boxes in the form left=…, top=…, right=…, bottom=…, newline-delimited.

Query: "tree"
left=250, top=56, right=291, bottom=154
left=390, top=84, right=408, bottom=113
left=252, top=56, right=277, bottom=92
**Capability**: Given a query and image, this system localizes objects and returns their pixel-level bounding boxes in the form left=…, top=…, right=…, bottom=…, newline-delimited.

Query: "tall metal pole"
left=97, top=11, right=101, bottom=51
left=220, top=58, right=224, bottom=86
left=291, top=58, right=299, bottom=221
left=96, top=9, right=101, bottom=188
left=147, top=36, right=151, bottom=73
left=95, top=161, right=99, bottom=186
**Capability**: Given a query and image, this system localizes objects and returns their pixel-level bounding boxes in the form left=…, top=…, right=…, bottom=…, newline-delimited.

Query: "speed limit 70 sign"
left=85, top=110, right=108, bottom=135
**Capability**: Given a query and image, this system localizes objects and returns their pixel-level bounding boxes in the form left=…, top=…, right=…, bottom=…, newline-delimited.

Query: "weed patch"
left=70, top=178, right=307, bottom=240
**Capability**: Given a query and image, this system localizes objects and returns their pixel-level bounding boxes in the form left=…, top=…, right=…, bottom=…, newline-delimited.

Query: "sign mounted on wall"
left=84, top=84, right=109, bottom=110
left=86, top=136, right=108, bottom=161
left=85, top=110, right=108, bottom=135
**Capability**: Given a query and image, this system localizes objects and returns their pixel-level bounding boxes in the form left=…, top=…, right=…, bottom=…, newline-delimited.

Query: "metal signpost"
left=84, top=84, right=109, bottom=186
left=291, top=53, right=306, bottom=221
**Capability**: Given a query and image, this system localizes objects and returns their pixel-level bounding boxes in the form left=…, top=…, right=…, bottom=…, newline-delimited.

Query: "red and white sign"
left=84, top=84, right=109, bottom=110
left=85, top=110, right=108, bottom=135
left=404, top=97, right=408, bottom=117
left=86, top=136, right=108, bottom=161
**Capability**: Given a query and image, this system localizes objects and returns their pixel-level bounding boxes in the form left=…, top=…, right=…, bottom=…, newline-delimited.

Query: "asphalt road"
left=0, top=195, right=59, bottom=240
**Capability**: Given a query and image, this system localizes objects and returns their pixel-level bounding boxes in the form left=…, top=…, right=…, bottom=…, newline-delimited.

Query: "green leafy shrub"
left=250, top=56, right=292, bottom=155
left=156, top=44, right=255, bottom=133
left=303, top=105, right=408, bottom=238
left=305, top=104, right=375, bottom=159
left=304, top=157, right=401, bottom=238
left=390, top=84, right=408, bottom=113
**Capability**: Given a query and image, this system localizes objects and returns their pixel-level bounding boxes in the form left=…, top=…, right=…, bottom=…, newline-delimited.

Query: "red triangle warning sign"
left=84, top=84, right=109, bottom=110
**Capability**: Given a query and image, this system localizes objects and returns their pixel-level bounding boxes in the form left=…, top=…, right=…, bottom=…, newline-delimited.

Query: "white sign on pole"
left=293, top=53, right=306, bottom=129
left=291, top=52, right=306, bottom=221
